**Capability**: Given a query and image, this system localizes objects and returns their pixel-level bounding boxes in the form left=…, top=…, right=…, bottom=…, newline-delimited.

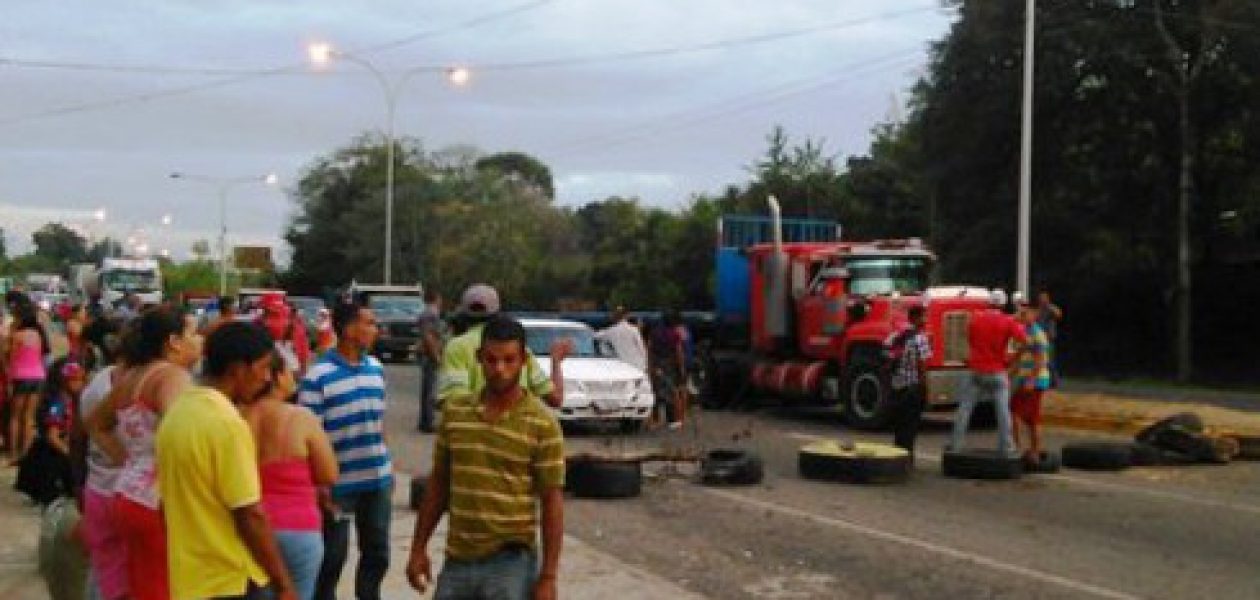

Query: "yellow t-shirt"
left=156, top=386, right=268, bottom=599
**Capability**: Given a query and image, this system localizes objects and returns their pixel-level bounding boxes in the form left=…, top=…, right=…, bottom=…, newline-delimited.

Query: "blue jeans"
left=951, top=372, right=1016, bottom=455
left=276, top=530, right=323, bottom=600
left=314, top=481, right=393, bottom=600
left=435, top=547, right=538, bottom=600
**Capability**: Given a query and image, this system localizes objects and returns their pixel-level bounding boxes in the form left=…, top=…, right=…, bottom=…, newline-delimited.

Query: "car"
left=369, top=294, right=425, bottom=362
left=521, top=318, right=654, bottom=432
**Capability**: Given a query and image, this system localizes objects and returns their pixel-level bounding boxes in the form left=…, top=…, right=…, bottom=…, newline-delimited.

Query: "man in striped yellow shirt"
left=407, top=315, right=566, bottom=600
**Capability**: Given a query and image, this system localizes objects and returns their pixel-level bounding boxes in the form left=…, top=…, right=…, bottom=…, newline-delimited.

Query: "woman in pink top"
left=86, top=307, right=202, bottom=600
left=7, top=299, right=50, bottom=464
left=242, top=355, right=338, bottom=600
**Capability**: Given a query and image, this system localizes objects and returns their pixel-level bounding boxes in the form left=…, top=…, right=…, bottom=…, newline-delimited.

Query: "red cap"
left=260, top=292, right=287, bottom=313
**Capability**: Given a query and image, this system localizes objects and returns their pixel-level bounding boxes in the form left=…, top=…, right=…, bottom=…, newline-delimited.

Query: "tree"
left=31, top=222, right=88, bottom=268
left=475, top=152, right=556, bottom=200
left=88, top=238, right=122, bottom=263
left=0, top=227, right=8, bottom=262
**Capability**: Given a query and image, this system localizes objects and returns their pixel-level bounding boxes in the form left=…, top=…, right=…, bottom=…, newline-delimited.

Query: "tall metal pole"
left=384, top=97, right=397, bottom=285
left=1017, top=0, right=1036, bottom=297
left=218, top=185, right=229, bottom=296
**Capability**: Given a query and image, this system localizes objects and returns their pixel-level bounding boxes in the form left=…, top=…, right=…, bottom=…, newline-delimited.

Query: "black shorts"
left=11, top=379, right=44, bottom=396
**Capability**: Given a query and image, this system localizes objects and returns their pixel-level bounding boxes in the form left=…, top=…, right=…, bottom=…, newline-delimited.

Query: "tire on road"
left=798, top=440, right=910, bottom=484
left=408, top=474, right=427, bottom=511
left=941, top=449, right=1023, bottom=480
left=567, top=457, right=643, bottom=499
left=843, top=348, right=894, bottom=431
left=1061, top=442, right=1133, bottom=471
left=1135, top=412, right=1204, bottom=445
left=1228, top=434, right=1260, bottom=461
left=1025, top=450, right=1061, bottom=474
left=1143, top=427, right=1235, bottom=464
left=699, top=448, right=765, bottom=486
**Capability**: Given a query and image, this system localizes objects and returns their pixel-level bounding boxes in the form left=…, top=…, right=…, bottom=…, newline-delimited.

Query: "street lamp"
left=169, top=171, right=278, bottom=295
left=308, top=41, right=470, bottom=284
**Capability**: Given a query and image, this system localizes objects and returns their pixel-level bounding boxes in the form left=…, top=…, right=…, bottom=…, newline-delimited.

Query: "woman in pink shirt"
left=242, top=355, right=338, bottom=600
left=7, top=299, right=50, bottom=464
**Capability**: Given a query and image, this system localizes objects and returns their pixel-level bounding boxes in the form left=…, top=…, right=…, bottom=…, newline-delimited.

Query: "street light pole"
left=169, top=172, right=277, bottom=296
left=309, top=43, right=471, bottom=285
left=1017, top=0, right=1036, bottom=297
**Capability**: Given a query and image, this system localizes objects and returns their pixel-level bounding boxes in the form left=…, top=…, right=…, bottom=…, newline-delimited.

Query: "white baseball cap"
left=460, top=284, right=501, bottom=315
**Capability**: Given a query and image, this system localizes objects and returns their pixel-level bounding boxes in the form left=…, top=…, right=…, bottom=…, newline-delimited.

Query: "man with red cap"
left=259, top=292, right=311, bottom=374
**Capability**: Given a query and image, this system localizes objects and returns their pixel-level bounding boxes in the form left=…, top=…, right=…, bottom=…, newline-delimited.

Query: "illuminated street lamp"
left=169, top=171, right=278, bottom=295
left=308, top=41, right=470, bottom=284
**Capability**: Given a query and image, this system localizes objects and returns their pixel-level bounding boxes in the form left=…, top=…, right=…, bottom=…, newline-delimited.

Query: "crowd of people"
left=0, top=283, right=575, bottom=600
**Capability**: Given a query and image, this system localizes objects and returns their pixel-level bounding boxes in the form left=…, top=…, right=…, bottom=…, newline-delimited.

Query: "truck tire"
left=843, top=353, right=893, bottom=430
left=941, top=449, right=1023, bottom=480
left=567, top=457, right=642, bottom=499
left=1136, top=412, right=1204, bottom=445
left=408, top=474, right=427, bottom=511
left=699, top=449, right=764, bottom=486
left=798, top=441, right=910, bottom=484
left=1061, top=442, right=1132, bottom=471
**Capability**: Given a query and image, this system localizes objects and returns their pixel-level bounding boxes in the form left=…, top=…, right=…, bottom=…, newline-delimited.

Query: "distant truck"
left=346, top=282, right=425, bottom=363
left=706, top=198, right=993, bottom=430
left=71, top=257, right=164, bottom=306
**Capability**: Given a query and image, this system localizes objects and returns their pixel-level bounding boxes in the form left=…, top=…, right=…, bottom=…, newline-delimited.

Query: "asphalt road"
left=381, top=365, right=1260, bottom=600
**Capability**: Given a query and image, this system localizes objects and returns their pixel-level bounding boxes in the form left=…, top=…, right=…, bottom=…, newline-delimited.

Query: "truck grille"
left=942, top=311, right=970, bottom=365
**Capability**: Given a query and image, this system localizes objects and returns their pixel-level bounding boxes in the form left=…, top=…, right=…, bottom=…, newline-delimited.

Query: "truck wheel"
left=843, top=359, right=893, bottom=431
left=699, top=449, right=764, bottom=486
left=798, top=440, right=910, bottom=484
left=1061, top=442, right=1133, bottom=471
left=941, top=449, right=1023, bottom=480
left=567, top=457, right=642, bottom=499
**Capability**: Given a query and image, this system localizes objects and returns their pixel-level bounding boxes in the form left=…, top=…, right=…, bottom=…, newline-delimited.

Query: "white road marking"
left=785, top=431, right=1260, bottom=516
left=701, top=486, right=1140, bottom=600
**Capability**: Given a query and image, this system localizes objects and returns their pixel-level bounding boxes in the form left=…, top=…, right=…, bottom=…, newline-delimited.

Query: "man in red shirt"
left=950, top=289, right=1028, bottom=456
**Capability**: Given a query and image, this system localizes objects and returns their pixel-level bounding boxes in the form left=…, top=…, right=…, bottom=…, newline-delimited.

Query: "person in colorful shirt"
left=1011, top=298, right=1052, bottom=465
left=884, top=305, right=932, bottom=457
left=407, top=315, right=566, bottom=600
left=15, top=358, right=84, bottom=505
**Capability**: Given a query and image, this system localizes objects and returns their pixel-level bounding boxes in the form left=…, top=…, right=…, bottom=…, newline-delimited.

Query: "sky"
left=0, top=0, right=955, bottom=262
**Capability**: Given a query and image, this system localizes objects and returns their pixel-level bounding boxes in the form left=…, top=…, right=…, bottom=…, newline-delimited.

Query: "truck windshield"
left=102, top=269, right=158, bottom=292
left=845, top=256, right=929, bottom=295
left=369, top=296, right=424, bottom=317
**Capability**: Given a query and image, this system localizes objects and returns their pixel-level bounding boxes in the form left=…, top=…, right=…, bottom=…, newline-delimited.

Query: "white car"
left=521, top=318, right=654, bottom=431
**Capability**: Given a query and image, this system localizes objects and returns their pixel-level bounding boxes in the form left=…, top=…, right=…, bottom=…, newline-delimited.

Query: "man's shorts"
left=651, top=369, right=675, bottom=405
left=1010, top=389, right=1044, bottom=426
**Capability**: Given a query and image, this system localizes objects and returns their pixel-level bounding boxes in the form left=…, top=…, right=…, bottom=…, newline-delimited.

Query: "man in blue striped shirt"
left=301, top=300, right=393, bottom=600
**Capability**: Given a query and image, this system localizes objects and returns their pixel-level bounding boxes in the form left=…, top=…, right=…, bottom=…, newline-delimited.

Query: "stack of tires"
left=1060, top=412, right=1244, bottom=472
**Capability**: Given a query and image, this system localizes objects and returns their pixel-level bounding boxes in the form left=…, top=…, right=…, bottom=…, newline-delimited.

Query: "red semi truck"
left=705, top=198, right=993, bottom=429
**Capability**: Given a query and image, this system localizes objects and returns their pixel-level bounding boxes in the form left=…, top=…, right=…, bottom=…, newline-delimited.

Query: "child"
left=16, top=359, right=85, bottom=505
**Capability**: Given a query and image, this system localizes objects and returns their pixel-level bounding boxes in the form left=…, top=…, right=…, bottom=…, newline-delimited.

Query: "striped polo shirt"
left=434, top=391, right=565, bottom=561
left=300, top=350, right=393, bottom=495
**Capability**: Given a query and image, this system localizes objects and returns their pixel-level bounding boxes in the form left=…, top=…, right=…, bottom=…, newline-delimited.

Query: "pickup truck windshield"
left=845, top=256, right=929, bottom=296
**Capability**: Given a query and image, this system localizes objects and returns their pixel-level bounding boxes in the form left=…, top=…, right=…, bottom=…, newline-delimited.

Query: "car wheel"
left=942, top=448, right=1023, bottom=480
left=699, top=449, right=764, bottom=486
left=567, top=457, right=642, bottom=499
left=1061, top=442, right=1133, bottom=471
left=798, top=440, right=910, bottom=484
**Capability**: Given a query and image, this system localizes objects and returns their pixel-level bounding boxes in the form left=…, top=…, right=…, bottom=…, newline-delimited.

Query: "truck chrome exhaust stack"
left=765, top=195, right=789, bottom=343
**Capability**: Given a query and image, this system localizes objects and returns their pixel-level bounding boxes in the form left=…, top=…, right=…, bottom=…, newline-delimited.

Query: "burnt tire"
left=1227, top=435, right=1260, bottom=461
left=699, top=449, right=764, bottom=486
left=1025, top=451, right=1061, bottom=474
left=408, top=475, right=427, bottom=511
left=1144, top=427, right=1234, bottom=464
left=941, top=449, right=1023, bottom=480
left=843, top=357, right=894, bottom=431
left=1136, top=412, right=1204, bottom=445
left=1061, top=442, right=1133, bottom=471
left=798, top=441, right=910, bottom=484
left=567, top=457, right=642, bottom=499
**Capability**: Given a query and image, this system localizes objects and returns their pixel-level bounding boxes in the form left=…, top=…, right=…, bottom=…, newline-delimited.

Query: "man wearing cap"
left=950, top=289, right=1028, bottom=456
left=259, top=292, right=310, bottom=374
left=438, top=284, right=570, bottom=408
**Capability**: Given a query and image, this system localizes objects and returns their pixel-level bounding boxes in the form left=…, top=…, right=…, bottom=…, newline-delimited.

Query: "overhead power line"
left=0, top=0, right=559, bottom=126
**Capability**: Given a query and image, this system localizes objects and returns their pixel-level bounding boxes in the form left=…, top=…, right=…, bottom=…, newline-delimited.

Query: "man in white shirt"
left=596, top=307, right=647, bottom=372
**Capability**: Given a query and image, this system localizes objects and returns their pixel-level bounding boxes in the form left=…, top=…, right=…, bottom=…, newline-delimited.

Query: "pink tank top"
left=8, top=335, right=45, bottom=381
left=259, top=413, right=320, bottom=531
left=114, top=400, right=160, bottom=509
